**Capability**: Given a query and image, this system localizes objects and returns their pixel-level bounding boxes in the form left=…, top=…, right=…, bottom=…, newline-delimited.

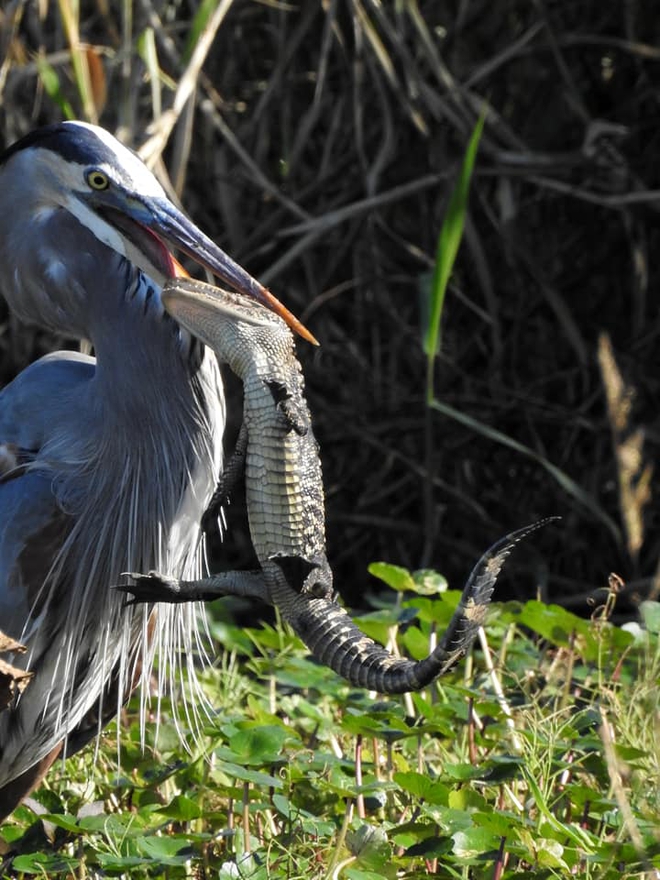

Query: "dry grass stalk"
left=598, top=333, right=652, bottom=567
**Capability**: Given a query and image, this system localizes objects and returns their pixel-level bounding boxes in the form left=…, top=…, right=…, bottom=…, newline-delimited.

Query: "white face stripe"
left=62, top=192, right=127, bottom=257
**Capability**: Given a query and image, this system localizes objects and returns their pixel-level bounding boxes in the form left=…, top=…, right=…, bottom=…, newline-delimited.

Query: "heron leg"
left=64, top=609, right=158, bottom=758
left=201, top=423, right=248, bottom=536
left=118, top=569, right=270, bottom=605
left=0, top=741, right=63, bottom=822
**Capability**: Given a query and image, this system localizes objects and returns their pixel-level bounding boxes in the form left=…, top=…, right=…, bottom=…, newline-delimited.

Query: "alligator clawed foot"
left=116, top=572, right=182, bottom=606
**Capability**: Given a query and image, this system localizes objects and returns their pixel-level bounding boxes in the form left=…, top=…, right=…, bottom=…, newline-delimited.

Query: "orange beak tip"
left=260, top=287, right=319, bottom=346
left=295, top=321, right=320, bottom=346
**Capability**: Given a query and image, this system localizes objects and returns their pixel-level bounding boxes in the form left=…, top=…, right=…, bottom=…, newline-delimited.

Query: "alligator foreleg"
left=201, top=423, right=249, bottom=537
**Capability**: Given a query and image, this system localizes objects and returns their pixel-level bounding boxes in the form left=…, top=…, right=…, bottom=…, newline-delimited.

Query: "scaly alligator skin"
left=121, top=279, right=555, bottom=694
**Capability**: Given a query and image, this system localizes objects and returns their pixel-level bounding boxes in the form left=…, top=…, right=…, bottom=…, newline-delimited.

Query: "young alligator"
left=121, top=279, right=555, bottom=694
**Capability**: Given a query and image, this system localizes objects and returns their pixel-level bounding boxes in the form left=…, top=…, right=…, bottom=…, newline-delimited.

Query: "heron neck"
left=82, top=261, right=225, bottom=541
left=87, top=264, right=193, bottom=414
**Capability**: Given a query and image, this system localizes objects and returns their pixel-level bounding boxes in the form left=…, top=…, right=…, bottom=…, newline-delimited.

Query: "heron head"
left=0, top=121, right=315, bottom=343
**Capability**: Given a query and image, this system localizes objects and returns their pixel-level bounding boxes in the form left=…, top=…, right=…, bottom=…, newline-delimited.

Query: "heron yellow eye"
left=86, top=169, right=109, bottom=191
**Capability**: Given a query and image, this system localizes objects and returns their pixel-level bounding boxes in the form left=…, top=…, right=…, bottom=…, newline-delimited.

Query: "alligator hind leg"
left=0, top=742, right=63, bottom=822
left=118, top=569, right=270, bottom=606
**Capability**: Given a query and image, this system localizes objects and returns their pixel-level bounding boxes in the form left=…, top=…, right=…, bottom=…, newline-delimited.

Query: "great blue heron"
left=0, top=121, right=307, bottom=818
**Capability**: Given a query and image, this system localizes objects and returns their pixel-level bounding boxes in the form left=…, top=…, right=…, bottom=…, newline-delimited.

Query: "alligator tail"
left=291, top=518, right=557, bottom=694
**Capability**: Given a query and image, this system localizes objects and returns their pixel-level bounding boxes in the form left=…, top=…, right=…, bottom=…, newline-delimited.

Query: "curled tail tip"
left=433, top=515, right=560, bottom=675
left=464, top=515, right=560, bottom=603
left=483, top=515, right=561, bottom=558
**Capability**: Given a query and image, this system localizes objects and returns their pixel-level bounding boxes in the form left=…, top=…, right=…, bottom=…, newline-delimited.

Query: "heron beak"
left=145, top=200, right=318, bottom=345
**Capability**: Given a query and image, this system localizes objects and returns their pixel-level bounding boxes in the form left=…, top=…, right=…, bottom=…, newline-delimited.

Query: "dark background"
left=1, top=2, right=658, bottom=617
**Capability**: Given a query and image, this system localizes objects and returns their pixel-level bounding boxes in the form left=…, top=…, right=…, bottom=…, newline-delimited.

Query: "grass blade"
left=57, top=0, right=97, bottom=122
left=36, top=57, right=75, bottom=119
left=137, top=28, right=162, bottom=122
left=429, top=396, right=621, bottom=540
left=424, top=113, right=484, bottom=401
